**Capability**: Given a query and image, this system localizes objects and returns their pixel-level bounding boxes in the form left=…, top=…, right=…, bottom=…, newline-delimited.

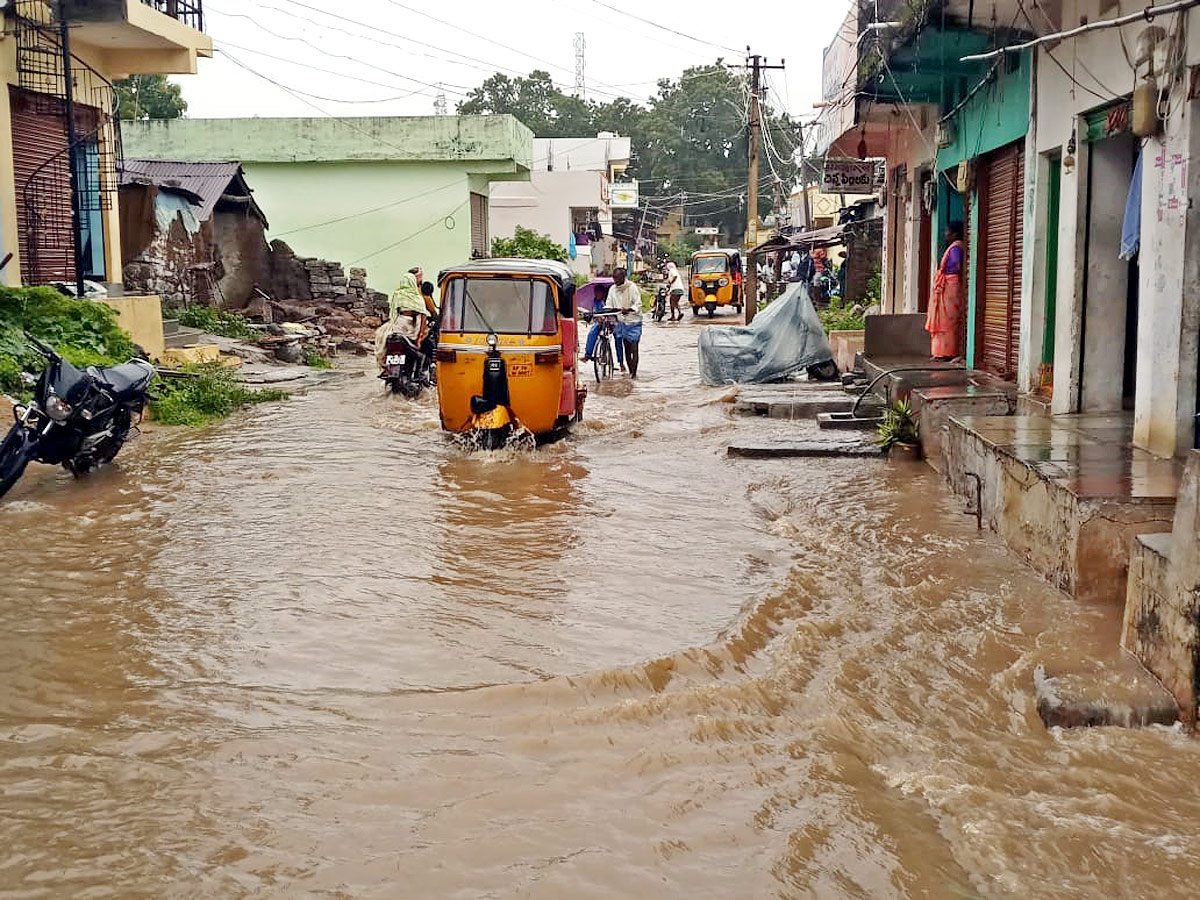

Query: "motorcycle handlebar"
left=24, top=333, right=58, bottom=361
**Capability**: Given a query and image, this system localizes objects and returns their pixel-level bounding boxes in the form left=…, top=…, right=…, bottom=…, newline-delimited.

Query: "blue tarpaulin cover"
left=697, top=282, right=836, bottom=386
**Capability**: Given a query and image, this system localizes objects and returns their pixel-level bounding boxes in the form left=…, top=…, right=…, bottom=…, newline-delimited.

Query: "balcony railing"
left=140, top=0, right=204, bottom=31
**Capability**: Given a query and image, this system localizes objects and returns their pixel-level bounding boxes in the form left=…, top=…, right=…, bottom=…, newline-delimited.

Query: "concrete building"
left=0, top=1, right=211, bottom=288
left=124, top=115, right=534, bottom=291
left=488, top=135, right=631, bottom=276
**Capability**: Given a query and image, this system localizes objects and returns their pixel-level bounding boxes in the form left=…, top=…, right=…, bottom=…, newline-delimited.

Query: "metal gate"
left=10, top=87, right=74, bottom=284
left=976, top=140, right=1025, bottom=380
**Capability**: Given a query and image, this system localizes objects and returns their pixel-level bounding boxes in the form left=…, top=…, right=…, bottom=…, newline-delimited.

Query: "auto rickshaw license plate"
left=507, top=355, right=533, bottom=377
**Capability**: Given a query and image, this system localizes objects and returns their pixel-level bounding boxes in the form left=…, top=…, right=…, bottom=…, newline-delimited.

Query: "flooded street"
left=3, top=316, right=1200, bottom=898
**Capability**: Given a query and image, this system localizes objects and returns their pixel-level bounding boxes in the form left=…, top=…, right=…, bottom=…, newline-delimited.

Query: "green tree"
left=491, top=226, right=568, bottom=262
left=458, top=71, right=593, bottom=137
left=114, top=74, right=187, bottom=121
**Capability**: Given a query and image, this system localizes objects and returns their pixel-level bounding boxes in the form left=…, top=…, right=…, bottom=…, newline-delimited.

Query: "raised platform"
left=944, top=414, right=1181, bottom=605
left=857, top=357, right=1017, bottom=468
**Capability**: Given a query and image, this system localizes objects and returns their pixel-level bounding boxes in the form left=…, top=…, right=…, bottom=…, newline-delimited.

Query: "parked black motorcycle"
left=0, top=335, right=155, bottom=500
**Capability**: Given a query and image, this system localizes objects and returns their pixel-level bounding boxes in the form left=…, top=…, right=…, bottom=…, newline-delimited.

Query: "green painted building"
left=124, top=116, right=534, bottom=292
left=935, top=52, right=1032, bottom=374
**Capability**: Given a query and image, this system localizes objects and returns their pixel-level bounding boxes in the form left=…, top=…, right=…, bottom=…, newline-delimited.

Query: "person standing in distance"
left=609, top=267, right=643, bottom=378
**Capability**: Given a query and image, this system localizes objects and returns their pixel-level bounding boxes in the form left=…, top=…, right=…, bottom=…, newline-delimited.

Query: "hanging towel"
left=1120, top=148, right=1143, bottom=260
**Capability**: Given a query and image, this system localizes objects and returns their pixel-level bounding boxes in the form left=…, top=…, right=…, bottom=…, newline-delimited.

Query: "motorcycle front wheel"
left=0, top=425, right=38, bottom=500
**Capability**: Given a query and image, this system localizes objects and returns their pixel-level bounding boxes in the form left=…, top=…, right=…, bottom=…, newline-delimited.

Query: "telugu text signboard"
left=610, top=182, right=639, bottom=208
left=821, top=159, right=885, bottom=194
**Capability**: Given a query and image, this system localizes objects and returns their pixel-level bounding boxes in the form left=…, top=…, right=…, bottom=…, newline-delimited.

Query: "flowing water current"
left=2, top=320, right=1200, bottom=898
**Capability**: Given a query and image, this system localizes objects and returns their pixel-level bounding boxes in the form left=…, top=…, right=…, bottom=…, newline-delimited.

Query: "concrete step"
left=164, top=325, right=206, bottom=349
left=732, top=394, right=853, bottom=420
left=818, top=411, right=885, bottom=431
left=727, top=439, right=884, bottom=459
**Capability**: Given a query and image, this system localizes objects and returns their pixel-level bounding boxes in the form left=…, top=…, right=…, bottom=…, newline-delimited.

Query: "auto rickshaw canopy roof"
left=438, top=258, right=575, bottom=292
left=690, top=249, right=742, bottom=265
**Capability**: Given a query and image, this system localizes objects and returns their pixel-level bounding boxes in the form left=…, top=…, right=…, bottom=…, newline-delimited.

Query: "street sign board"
left=694, top=227, right=719, bottom=235
left=610, top=182, right=639, bottom=208
left=821, top=158, right=885, bottom=194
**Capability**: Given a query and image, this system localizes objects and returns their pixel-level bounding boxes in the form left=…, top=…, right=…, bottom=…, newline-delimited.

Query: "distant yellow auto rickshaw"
left=689, top=249, right=744, bottom=317
left=435, top=259, right=585, bottom=448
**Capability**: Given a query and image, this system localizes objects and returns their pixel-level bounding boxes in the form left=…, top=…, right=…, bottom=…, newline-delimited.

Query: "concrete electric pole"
left=735, top=52, right=785, bottom=324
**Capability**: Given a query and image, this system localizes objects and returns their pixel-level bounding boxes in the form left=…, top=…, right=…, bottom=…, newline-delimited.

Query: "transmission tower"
left=574, top=32, right=586, bottom=101
left=433, top=84, right=448, bottom=116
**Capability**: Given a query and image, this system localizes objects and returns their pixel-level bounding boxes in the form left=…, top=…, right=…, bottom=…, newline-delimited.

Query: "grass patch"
left=0, top=286, right=135, bottom=397
left=171, top=305, right=258, bottom=341
left=151, top=364, right=287, bottom=427
left=303, top=350, right=333, bottom=369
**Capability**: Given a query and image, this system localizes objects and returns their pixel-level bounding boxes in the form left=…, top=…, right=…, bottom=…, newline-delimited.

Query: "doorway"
left=1041, top=156, right=1061, bottom=397
left=1079, top=132, right=1138, bottom=412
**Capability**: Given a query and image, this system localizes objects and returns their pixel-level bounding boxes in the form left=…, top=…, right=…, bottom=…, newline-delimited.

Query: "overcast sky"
left=180, top=0, right=853, bottom=125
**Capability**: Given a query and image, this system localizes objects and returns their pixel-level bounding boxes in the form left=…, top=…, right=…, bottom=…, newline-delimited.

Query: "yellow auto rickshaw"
left=435, top=259, right=585, bottom=448
left=689, top=249, right=744, bottom=317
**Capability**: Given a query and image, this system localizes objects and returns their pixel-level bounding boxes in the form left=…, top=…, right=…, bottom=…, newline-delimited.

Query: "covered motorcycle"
left=697, top=282, right=838, bottom=386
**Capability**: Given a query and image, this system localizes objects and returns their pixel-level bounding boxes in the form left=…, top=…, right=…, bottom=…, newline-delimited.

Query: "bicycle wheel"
left=593, top=336, right=611, bottom=382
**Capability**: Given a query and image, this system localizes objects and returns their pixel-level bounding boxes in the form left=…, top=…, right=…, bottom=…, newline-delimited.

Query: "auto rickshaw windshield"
left=693, top=256, right=728, bottom=275
left=441, top=277, right=558, bottom=334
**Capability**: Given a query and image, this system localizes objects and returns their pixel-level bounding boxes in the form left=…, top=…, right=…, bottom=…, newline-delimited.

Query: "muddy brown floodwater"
left=3, top=313, right=1200, bottom=898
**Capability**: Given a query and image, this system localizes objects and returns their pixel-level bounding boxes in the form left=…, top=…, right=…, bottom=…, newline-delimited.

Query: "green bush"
left=491, top=226, right=568, bottom=262
left=818, top=295, right=865, bottom=334
left=151, top=364, right=287, bottom=427
left=173, top=305, right=257, bottom=341
left=303, top=350, right=333, bottom=369
left=0, top=286, right=136, bottom=397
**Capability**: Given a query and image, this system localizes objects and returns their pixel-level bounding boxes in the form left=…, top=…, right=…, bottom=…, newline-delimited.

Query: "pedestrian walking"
left=665, top=261, right=685, bottom=322
left=608, top=267, right=643, bottom=378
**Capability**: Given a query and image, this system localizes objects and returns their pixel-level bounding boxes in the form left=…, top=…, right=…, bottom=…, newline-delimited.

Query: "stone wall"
left=1122, top=451, right=1200, bottom=724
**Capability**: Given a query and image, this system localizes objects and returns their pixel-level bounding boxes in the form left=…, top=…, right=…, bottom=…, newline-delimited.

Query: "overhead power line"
left=585, top=0, right=741, bottom=54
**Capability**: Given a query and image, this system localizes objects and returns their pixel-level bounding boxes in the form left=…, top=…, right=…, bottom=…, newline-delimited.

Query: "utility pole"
left=59, top=6, right=85, bottom=298
left=734, top=51, right=785, bottom=323
left=796, top=119, right=813, bottom=232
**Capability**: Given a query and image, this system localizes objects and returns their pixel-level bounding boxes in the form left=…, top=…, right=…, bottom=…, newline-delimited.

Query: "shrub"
left=0, top=286, right=136, bottom=397
left=174, top=305, right=257, bottom=341
left=303, top=350, right=333, bottom=369
left=151, top=364, right=287, bottom=427
left=491, top=226, right=568, bottom=262
left=818, top=294, right=865, bottom=333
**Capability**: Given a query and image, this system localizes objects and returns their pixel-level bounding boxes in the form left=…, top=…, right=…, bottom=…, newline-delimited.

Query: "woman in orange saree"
left=926, top=222, right=965, bottom=361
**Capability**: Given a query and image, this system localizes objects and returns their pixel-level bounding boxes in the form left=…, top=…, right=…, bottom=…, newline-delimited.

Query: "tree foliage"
left=114, top=74, right=187, bottom=121
left=458, top=63, right=802, bottom=241
left=491, top=226, right=568, bottom=262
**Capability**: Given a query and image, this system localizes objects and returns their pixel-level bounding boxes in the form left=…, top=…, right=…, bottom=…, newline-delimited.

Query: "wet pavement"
left=2, top=310, right=1200, bottom=898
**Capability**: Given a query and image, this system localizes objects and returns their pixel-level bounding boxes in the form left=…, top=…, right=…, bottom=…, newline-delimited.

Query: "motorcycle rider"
left=375, top=272, right=428, bottom=371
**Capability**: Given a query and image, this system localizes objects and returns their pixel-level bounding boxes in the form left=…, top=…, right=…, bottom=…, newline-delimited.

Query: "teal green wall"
left=934, top=51, right=1031, bottom=368
left=937, top=52, right=1031, bottom=174
left=245, top=161, right=479, bottom=291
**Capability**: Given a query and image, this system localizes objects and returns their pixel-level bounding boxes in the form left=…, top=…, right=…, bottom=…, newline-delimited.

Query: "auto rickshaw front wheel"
left=706, top=304, right=717, bottom=318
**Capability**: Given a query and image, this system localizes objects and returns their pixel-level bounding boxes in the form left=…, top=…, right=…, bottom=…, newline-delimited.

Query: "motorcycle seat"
left=90, top=361, right=154, bottom=396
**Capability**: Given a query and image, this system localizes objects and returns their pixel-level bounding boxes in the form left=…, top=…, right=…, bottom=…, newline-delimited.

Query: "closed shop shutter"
left=470, top=192, right=488, bottom=257
left=10, top=87, right=73, bottom=285
left=976, top=140, right=1025, bottom=380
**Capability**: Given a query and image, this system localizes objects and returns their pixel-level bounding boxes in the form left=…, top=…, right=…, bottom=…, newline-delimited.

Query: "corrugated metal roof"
left=119, top=159, right=265, bottom=225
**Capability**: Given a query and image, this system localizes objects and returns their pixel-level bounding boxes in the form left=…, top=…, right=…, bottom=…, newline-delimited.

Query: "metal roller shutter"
left=470, top=192, right=488, bottom=258
left=976, top=140, right=1024, bottom=380
left=10, top=87, right=73, bottom=284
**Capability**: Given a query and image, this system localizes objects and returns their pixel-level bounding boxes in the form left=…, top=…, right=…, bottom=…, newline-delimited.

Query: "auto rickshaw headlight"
left=486, top=333, right=499, bottom=349
left=693, top=279, right=702, bottom=288
left=719, top=278, right=729, bottom=287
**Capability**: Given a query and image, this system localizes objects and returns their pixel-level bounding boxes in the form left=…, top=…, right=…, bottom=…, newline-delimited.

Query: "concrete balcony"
left=59, top=0, right=212, bottom=75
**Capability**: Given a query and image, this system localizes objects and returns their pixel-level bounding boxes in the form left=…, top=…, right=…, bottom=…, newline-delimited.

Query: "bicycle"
left=587, top=310, right=619, bottom=382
